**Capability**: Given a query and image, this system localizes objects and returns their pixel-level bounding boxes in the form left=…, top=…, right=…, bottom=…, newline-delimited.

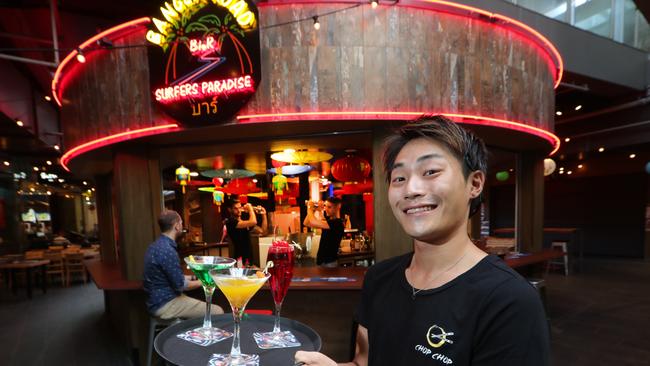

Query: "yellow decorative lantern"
left=175, top=165, right=190, bottom=193
left=213, top=190, right=224, bottom=206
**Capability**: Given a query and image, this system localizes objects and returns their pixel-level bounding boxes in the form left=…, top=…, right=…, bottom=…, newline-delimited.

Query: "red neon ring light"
left=60, top=124, right=180, bottom=172
left=236, top=111, right=561, bottom=155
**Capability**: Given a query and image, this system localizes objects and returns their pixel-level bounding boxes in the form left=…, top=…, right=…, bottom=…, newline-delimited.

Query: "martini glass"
left=184, top=256, right=236, bottom=340
left=253, top=244, right=300, bottom=349
left=209, top=267, right=270, bottom=366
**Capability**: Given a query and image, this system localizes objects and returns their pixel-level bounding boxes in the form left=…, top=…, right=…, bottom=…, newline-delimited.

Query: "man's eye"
left=391, top=176, right=405, bottom=184
left=424, top=169, right=439, bottom=176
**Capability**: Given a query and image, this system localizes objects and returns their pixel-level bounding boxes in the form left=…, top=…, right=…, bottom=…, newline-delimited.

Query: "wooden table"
left=504, top=249, right=565, bottom=269
left=493, top=227, right=583, bottom=272
left=0, top=259, right=50, bottom=299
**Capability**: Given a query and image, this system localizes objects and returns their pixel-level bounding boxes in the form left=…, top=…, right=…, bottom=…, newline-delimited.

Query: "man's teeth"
left=406, top=206, right=436, bottom=214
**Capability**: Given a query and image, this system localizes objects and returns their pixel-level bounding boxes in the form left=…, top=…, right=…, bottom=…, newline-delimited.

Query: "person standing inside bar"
left=143, top=210, right=224, bottom=319
left=295, top=116, right=549, bottom=365
left=224, top=199, right=265, bottom=265
left=303, top=197, right=345, bottom=267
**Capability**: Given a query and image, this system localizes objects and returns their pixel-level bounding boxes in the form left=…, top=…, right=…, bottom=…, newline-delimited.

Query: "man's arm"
left=259, top=207, right=268, bottom=234
left=158, top=248, right=186, bottom=292
left=303, top=203, right=330, bottom=230
left=236, top=203, right=257, bottom=229
left=294, top=325, right=368, bottom=366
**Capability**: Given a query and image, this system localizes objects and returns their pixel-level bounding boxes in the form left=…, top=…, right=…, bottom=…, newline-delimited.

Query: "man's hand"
left=294, top=351, right=337, bottom=366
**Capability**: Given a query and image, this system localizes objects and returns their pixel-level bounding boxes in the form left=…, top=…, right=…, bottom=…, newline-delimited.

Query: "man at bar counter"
left=143, top=210, right=224, bottom=319
left=295, top=116, right=549, bottom=365
left=303, top=197, right=345, bottom=267
left=224, top=199, right=267, bottom=265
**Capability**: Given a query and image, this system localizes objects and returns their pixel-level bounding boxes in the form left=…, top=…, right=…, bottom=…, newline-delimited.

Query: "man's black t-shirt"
left=356, top=253, right=549, bottom=366
left=224, top=217, right=253, bottom=264
left=316, top=216, right=344, bottom=265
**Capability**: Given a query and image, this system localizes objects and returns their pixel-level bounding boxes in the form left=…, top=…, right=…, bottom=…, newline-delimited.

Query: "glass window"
left=515, top=0, right=569, bottom=21
left=574, top=0, right=612, bottom=38
left=622, top=1, right=637, bottom=46
left=637, top=13, right=650, bottom=51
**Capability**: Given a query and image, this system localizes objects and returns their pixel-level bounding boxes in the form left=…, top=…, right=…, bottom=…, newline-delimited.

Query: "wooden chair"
left=44, top=251, right=66, bottom=286
left=64, top=252, right=87, bottom=286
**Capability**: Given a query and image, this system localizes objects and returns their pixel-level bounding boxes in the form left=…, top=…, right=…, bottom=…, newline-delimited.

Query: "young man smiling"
left=295, top=116, right=549, bottom=365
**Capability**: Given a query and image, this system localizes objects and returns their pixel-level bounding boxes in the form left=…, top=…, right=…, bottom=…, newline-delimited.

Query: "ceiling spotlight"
left=559, top=170, right=564, bottom=174
left=567, top=171, right=573, bottom=175
left=76, top=48, right=86, bottom=63
left=555, top=111, right=562, bottom=116
left=46, top=160, right=52, bottom=165
left=313, top=16, right=320, bottom=30
left=3, top=161, right=9, bottom=166
left=46, top=191, right=52, bottom=195
left=33, top=166, right=39, bottom=171
left=629, top=153, right=636, bottom=159
left=16, top=119, right=24, bottom=127
left=54, top=144, right=60, bottom=151
left=564, top=137, right=570, bottom=143
left=578, top=164, right=583, bottom=169
left=189, top=172, right=199, bottom=177
left=598, top=147, right=605, bottom=152
left=371, top=0, right=378, bottom=8
left=82, top=181, right=88, bottom=185
left=575, top=105, right=582, bottom=111
left=252, top=179, right=258, bottom=183
left=58, top=178, right=64, bottom=183
left=44, top=95, right=51, bottom=101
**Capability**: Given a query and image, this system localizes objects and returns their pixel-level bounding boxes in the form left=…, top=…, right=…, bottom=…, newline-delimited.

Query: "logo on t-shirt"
left=427, top=324, right=454, bottom=348
left=414, top=324, right=455, bottom=364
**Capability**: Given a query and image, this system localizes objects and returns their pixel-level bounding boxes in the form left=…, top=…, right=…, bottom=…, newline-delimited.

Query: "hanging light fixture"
left=313, top=16, right=320, bottom=30
left=331, top=153, right=372, bottom=183
left=371, top=0, right=378, bottom=8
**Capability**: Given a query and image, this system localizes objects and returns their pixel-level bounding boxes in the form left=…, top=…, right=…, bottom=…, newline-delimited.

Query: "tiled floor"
left=0, top=258, right=649, bottom=365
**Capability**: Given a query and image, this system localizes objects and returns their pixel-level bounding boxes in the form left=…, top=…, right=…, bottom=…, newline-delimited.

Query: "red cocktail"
left=253, top=240, right=301, bottom=349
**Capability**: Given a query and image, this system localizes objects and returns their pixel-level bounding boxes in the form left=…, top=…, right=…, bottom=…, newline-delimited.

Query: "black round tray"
left=155, top=314, right=321, bottom=366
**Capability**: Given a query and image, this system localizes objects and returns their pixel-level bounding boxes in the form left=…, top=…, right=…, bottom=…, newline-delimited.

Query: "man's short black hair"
left=326, top=196, right=342, bottom=205
left=158, top=210, right=181, bottom=232
left=382, top=115, right=488, bottom=217
left=224, top=198, right=240, bottom=210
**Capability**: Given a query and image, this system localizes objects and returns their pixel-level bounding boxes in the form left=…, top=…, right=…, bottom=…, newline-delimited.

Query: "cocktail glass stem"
left=230, top=307, right=244, bottom=358
left=273, top=301, right=283, bottom=333
left=203, top=286, right=215, bottom=330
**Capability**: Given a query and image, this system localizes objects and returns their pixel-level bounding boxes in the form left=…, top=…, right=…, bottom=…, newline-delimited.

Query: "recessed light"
left=598, top=147, right=605, bottom=152
left=189, top=172, right=199, bottom=177
left=575, top=105, right=582, bottom=111
left=578, top=164, right=584, bottom=169
left=556, top=111, right=563, bottom=116
left=33, top=166, right=39, bottom=171
left=564, top=137, right=570, bottom=143
left=46, top=160, right=52, bottom=165
left=82, top=181, right=88, bottom=185
left=3, top=161, right=9, bottom=166
left=54, top=145, right=60, bottom=151
left=559, top=170, right=564, bottom=174
left=16, top=119, right=24, bottom=127
left=629, top=154, right=636, bottom=159
left=567, top=171, right=573, bottom=175
left=44, top=95, right=51, bottom=101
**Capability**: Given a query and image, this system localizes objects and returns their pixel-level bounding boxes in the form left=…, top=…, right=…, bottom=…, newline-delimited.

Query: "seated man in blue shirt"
left=143, top=210, right=224, bottom=319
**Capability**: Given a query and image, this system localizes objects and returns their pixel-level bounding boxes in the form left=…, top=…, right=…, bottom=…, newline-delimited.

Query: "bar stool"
left=147, top=315, right=181, bottom=366
left=548, top=241, right=569, bottom=276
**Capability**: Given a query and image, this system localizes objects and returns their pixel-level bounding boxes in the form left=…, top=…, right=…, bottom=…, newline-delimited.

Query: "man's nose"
left=404, top=176, right=425, bottom=200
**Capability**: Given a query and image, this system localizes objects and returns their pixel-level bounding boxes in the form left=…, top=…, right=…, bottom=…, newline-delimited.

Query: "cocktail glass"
left=253, top=244, right=301, bottom=349
left=210, top=267, right=270, bottom=366
left=184, top=256, right=236, bottom=341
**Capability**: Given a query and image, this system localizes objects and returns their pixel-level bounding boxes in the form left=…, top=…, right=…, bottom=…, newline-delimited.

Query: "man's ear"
left=468, top=170, right=485, bottom=199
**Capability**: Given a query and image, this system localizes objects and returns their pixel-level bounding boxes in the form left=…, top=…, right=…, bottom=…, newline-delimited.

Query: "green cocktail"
left=184, top=256, right=236, bottom=340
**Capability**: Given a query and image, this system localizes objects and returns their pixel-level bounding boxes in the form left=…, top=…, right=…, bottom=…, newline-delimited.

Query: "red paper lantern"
left=271, top=159, right=287, bottom=168
left=331, top=155, right=371, bottom=183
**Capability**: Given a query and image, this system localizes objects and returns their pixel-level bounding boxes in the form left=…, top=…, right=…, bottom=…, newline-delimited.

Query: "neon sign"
left=147, top=0, right=260, bottom=127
